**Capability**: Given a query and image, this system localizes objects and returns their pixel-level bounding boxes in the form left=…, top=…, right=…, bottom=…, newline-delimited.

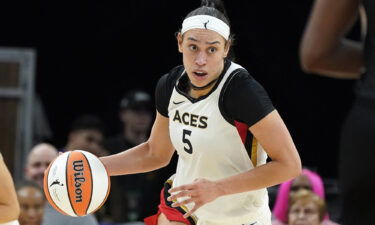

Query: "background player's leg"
left=339, top=101, right=375, bottom=224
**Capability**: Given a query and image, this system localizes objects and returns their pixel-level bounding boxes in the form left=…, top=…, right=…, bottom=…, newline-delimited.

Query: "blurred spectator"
left=24, top=143, right=99, bottom=225
left=63, top=114, right=108, bottom=157
left=272, top=168, right=338, bottom=225
left=105, top=90, right=153, bottom=154
left=24, top=143, right=58, bottom=187
left=288, top=189, right=327, bottom=225
left=102, top=90, right=154, bottom=223
left=0, top=151, right=20, bottom=225
left=16, top=180, right=45, bottom=225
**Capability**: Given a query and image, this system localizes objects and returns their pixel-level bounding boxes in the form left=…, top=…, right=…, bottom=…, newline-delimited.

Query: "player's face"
left=18, top=186, right=45, bottom=225
left=288, top=201, right=321, bottom=225
left=177, top=28, right=230, bottom=89
left=25, top=147, right=57, bottom=187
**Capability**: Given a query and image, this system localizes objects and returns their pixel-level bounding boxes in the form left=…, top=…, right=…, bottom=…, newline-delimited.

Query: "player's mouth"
left=193, top=70, right=208, bottom=81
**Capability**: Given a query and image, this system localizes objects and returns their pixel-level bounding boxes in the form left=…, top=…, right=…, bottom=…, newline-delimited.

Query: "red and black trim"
left=234, top=120, right=258, bottom=167
left=144, top=179, right=197, bottom=225
left=163, top=181, right=197, bottom=225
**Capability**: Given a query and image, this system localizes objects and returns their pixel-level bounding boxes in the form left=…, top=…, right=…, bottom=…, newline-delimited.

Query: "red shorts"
left=143, top=180, right=196, bottom=225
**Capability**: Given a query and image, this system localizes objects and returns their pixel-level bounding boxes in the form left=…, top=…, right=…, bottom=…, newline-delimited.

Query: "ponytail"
left=200, top=0, right=228, bottom=20
left=185, top=0, right=230, bottom=27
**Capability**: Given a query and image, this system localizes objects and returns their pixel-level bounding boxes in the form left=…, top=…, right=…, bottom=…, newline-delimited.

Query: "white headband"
left=181, top=15, right=230, bottom=40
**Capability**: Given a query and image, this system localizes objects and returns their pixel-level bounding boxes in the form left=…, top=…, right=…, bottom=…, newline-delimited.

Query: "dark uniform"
left=339, top=1, right=375, bottom=224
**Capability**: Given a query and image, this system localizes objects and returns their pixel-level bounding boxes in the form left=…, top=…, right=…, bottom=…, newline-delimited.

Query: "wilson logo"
left=73, top=160, right=85, bottom=203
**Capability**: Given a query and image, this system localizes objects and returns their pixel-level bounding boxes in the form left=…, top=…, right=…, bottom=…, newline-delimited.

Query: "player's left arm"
left=169, top=110, right=301, bottom=218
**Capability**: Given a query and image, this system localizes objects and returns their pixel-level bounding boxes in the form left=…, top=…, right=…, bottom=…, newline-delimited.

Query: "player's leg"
left=157, top=212, right=188, bottom=225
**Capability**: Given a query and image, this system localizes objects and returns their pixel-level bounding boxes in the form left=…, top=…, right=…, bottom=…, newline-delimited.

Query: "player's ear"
left=224, top=39, right=231, bottom=58
left=176, top=32, right=183, bottom=53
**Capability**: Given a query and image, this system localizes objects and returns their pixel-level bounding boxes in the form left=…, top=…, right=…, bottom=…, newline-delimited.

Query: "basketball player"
left=300, top=0, right=374, bottom=224
left=100, top=0, right=301, bottom=224
left=0, top=152, right=20, bottom=225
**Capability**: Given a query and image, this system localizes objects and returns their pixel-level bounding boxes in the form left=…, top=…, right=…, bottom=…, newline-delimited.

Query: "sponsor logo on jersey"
left=173, top=100, right=185, bottom=105
left=172, top=110, right=207, bottom=128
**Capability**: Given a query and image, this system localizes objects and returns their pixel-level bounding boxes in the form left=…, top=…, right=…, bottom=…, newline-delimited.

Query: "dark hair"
left=185, top=0, right=230, bottom=27
left=69, top=114, right=106, bottom=135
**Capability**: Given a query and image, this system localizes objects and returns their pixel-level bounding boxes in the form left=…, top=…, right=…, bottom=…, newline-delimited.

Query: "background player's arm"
left=300, top=0, right=363, bottom=79
left=0, top=154, right=20, bottom=223
left=100, top=112, right=175, bottom=176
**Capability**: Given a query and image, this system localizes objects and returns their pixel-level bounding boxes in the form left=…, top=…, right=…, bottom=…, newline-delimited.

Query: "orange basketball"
left=43, top=150, right=110, bottom=217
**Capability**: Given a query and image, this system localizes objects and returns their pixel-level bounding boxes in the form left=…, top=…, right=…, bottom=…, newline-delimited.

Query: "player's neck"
left=188, top=77, right=219, bottom=98
left=189, top=86, right=213, bottom=99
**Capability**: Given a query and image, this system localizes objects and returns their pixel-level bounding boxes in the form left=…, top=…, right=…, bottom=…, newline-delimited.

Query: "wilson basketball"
left=43, top=150, right=110, bottom=217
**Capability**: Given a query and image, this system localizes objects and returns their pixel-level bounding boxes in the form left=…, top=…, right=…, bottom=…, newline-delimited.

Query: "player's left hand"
left=167, top=178, right=224, bottom=218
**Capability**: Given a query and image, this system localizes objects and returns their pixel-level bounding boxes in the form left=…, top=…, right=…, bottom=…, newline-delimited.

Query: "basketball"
left=43, top=150, right=110, bottom=217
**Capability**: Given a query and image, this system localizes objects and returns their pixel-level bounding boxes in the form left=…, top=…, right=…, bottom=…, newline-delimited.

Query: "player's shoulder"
left=162, top=65, right=184, bottom=83
left=168, top=64, right=185, bottom=76
left=155, top=65, right=185, bottom=117
left=226, top=62, right=256, bottom=88
left=231, top=63, right=253, bottom=79
left=223, top=62, right=269, bottom=102
left=157, top=65, right=184, bottom=91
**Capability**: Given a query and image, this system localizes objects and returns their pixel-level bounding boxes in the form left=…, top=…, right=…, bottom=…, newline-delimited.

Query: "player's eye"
left=208, top=47, right=217, bottom=53
left=189, top=45, right=197, bottom=51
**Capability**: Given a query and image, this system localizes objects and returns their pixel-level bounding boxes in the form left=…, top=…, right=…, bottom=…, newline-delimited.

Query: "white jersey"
left=165, top=62, right=271, bottom=224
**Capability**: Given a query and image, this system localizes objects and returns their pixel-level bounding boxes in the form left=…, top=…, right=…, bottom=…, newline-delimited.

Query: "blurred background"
left=0, top=0, right=362, bottom=224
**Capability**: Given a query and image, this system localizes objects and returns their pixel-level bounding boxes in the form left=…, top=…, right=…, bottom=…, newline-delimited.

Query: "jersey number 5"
left=182, top=129, right=193, bottom=154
